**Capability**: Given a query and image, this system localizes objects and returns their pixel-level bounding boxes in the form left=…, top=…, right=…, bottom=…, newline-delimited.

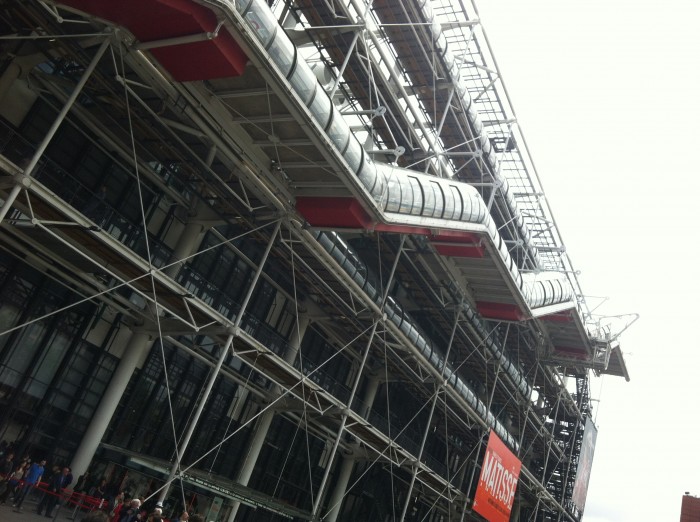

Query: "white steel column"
left=226, top=406, right=273, bottom=521
left=0, top=37, right=110, bottom=222
left=398, top=307, right=461, bottom=521
left=227, top=312, right=310, bottom=521
left=323, top=454, right=355, bottom=522
left=73, top=157, right=215, bottom=483
left=159, top=220, right=281, bottom=502
left=312, top=236, right=406, bottom=520
left=324, top=374, right=381, bottom=522
left=70, top=329, right=151, bottom=481
left=163, top=146, right=217, bottom=280
left=359, top=375, right=380, bottom=419
left=284, top=312, right=311, bottom=365
left=163, top=205, right=207, bottom=279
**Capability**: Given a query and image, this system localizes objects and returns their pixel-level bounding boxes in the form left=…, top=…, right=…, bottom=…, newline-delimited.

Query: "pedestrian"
left=0, top=451, right=15, bottom=498
left=146, top=511, right=162, bottom=522
left=0, top=460, right=26, bottom=503
left=73, top=470, right=91, bottom=493
left=110, top=491, right=126, bottom=522
left=89, top=477, right=108, bottom=500
left=117, top=498, right=142, bottom=522
left=37, top=465, right=72, bottom=517
left=171, top=510, right=189, bottom=522
left=13, top=457, right=45, bottom=511
left=0, top=451, right=15, bottom=479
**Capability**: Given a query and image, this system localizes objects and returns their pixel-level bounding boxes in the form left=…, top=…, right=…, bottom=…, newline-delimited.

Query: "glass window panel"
left=244, top=2, right=278, bottom=48
left=343, top=137, right=363, bottom=174
left=422, top=179, right=436, bottom=217
left=30, top=330, right=71, bottom=391
left=450, top=186, right=463, bottom=220
left=308, top=85, right=332, bottom=129
left=398, top=178, right=413, bottom=214
left=385, top=175, right=401, bottom=213
left=327, top=109, right=350, bottom=153
left=268, top=32, right=296, bottom=78
left=430, top=181, right=444, bottom=218
left=408, top=176, right=422, bottom=215
left=234, top=0, right=252, bottom=14
left=443, top=182, right=456, bottom=219
left=358, top=160, right=378, bottom=195
left=289, top=61, right=316, bottom=105
left=2, top=321, right=48, bottom=379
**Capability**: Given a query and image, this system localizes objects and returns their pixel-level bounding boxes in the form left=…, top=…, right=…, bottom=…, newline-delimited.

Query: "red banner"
left=472, top=431, right=522, bottom=522
left=572, top=417, right=597, bottom=512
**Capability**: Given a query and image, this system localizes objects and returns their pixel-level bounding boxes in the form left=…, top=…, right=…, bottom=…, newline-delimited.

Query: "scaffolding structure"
left=0, top=1, right=630, bottom=521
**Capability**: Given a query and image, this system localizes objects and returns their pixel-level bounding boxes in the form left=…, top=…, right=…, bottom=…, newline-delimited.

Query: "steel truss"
left=0, top=1, right=629, bottom=521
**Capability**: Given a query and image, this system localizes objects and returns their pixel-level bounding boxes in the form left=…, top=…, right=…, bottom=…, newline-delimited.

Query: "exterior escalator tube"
left=377, top=164, right=573, bottom=309
left=225, top=0, right=572, bottom=314
left=521, top=272, right=573, bottom=308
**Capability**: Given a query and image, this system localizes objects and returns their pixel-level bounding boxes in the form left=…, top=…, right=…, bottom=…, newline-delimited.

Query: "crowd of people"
left=81, top=511, right=204, bottom=522
left=0, top=445, right=204, bottom=522
left=110, top=497, right=198, bottom=522
left=0, top=450, right=70, bottom=513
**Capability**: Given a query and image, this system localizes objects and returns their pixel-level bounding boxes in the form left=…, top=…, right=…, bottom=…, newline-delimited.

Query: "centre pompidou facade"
left=0, top=1, right=629, bottom=520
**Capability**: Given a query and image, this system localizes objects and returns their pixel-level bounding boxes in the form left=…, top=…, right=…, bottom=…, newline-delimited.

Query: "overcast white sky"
left=475, top=1, right=700, bottom=520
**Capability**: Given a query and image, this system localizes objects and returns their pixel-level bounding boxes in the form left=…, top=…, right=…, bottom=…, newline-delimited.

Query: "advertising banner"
left=472, top=430, right=522, bottom=522
left=572, top=417, right=598, bottom=512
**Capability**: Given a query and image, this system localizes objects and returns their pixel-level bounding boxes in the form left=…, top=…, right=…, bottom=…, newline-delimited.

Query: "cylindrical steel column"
left=312, top=236, right=406, bottom=520
left=70, top=329, right=151, bottom=481
left=321, top=367, right=381, bottom=521
left=0, top=36, right=110, bottom=222
left=163, top=146, right=216, bottom=279
left=158, top=220, right=281, bottom=501
left=323, top=454, right=355, bottom=522
left=398, top=307, right=461, bottom=521
left=163, top=202, right=206, bottom=279
left=227, top=311, right=310, bottom=521
left=359, top=375, right=380, bottom=419
left=284, top=312, right=311, bottom=365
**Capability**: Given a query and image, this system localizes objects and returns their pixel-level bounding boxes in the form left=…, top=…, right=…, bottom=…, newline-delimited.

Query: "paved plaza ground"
left=0, top=496, right=97, bottom=522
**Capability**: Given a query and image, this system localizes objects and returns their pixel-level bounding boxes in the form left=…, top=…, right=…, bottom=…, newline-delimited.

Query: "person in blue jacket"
left=13, top=458, right=46, bottom=511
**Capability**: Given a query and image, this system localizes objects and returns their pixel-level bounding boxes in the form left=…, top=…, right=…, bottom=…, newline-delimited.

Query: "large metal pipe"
left=200, top=0, right=573, bottom=315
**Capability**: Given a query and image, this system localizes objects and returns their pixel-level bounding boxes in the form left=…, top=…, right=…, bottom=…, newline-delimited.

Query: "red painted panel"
left=433, top=244, right=484, bottom=258
left=429, top=231, right=484, bottom=257
left=296, top=196, right=491, bottom=261
left=296, top=197, right=373, bottom=228
left=476, top=301, right=524, bottom=321
left=429, top=229, right=481, bottom=241
left=153, top=34, right=247, bottom=82
left=374, top=223, right=431, bottom=235
left=542, top=310, right=575, bottom=323
left=60, top=0, right=246, bottom=81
